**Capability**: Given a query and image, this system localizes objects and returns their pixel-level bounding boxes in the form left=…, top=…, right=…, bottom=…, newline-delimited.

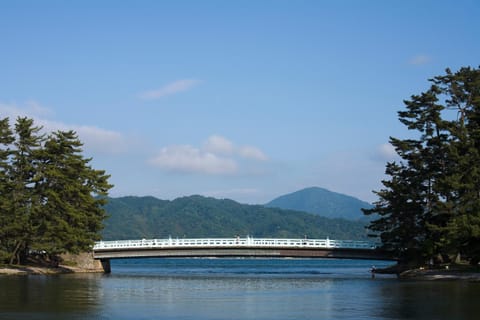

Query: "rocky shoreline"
left=398, top=268, right=480, bottom=281
left=0, top=264, right=103, bottom=275
left=0, top=252, right=105, bottom=275
left=374, top=264, right=480, bottom=281
left=2, top=259, right=479, bottom=280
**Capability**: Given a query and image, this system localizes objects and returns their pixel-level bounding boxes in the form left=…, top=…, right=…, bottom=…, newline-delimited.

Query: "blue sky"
left=1, top=0, right=479, bottom=204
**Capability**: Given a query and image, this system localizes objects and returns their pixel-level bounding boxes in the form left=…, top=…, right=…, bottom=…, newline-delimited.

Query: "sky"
left=1, top=0, right=479, bottom=204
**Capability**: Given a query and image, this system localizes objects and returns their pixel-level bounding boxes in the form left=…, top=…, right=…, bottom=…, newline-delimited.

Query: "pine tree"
left=431, top=68, right=480, bottom=263
left=0, top=118, right=14, bottom=262
left=32, top=130, right=112, bottom=257
left=365, top=160, right=428, bottom=262
left=365, top=67, right=480, bottom=265
left=8, top=117, right=44, bottom=264
left=0, top=117, right=112, bottom=264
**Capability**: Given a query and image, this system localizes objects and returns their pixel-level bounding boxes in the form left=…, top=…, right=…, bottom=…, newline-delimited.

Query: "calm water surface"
left=1, top=258, right=479, bottom=320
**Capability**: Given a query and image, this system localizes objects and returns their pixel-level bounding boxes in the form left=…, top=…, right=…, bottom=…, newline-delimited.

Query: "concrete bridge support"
left=100, top=259, right=111, bottom=273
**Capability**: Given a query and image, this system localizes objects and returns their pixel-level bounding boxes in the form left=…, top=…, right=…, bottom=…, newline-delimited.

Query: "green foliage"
left=0, top=117, right=112, bottom=264
left=0, top=118, right=14, bottom=261
left=102, top=195, right=369, bottom=240
left=364, top=66, right=480, bottom=265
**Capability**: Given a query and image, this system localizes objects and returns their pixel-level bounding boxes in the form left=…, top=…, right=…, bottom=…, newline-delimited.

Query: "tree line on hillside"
left=0, top=117, right=112, bottom=265
left=102, top=195, right=369, bottom=241
left=364, top=66, right=480, bottom=266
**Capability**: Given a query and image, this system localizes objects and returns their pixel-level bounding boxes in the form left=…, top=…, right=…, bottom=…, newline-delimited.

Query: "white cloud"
left=139, top=79, right=201, bottom=100
left=149, top=135, right=268, bottom=175
left=0, top=101, right=53, bottom=119
left=149, top=145, right=238, bottom=175
left=238, top=145, right=268, bottom=161
left=409, top=54, right=431, bottom=65
left=203, top=135, right=234, bottom=155
left=0, top=101, right=130, bottom=155
left=73, top=125, right=129, bottom=154
left=376, top=143, right=398, bottom=162
left=204, top=135, right=268, bottom=161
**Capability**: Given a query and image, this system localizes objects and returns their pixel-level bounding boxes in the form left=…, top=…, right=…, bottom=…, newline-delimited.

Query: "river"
left=1, top=258, right=479, bottom=319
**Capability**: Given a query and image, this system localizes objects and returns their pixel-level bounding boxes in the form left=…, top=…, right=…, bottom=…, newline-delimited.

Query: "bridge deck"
left=92, top=238, right=394, bottom=273
left=94, top=237, right=376, bottom=251
left=94, top=237, right=394, bottom=258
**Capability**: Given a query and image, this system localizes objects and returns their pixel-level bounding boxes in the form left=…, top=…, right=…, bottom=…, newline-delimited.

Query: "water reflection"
left=1, top=259, right=479, bottom=320
left=0, top=274, right=102, bottom=320
left=99, top=273, right=339, bottom=320
left=374, top=280, right=480, bottom=320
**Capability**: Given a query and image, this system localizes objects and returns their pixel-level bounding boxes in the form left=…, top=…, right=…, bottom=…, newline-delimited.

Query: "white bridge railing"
left=94, top=237, right=376, bottom=251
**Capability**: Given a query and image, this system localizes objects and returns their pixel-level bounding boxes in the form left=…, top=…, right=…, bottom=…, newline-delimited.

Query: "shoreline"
left=374, top=264, right=480, bottom=281
left=0, top=264, right=104, bottom=275
left=398, top=268, right=480, bottom=281
left=0, top=252, right=105, bottom=275
left=2, top=264, right=480, bottom=280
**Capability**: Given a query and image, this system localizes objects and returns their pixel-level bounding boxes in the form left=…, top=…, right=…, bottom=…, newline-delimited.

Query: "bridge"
left=93, top=237, right=395, bottom=272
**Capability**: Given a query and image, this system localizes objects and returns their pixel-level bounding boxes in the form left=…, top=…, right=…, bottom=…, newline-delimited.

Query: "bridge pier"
left=100, top=259, right=111, bottom=273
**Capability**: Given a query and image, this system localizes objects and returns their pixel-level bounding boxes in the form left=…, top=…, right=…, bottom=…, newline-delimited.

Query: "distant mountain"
left=265, top=187, right=373, bottom=221
left=102, top=195, right=368, bottom=241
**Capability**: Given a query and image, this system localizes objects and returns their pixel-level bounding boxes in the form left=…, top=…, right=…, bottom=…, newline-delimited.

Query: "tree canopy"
left=0, top=117, right=112, bottom=264
left=364, top=66, right=480, bottom=265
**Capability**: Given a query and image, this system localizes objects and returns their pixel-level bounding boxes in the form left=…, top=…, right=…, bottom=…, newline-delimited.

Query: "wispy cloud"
left=409, top=54, right=431, bottom=66
left=238, top=145, right=268, bottom=161
left=139, top=79, right=201, bottom=100
left=0, top=100, right=53, bottom=119
left=67, top=124, right=129, bottom=154
left=0, top=101, right=131, bottom=155
left=149, top=135, right=268, bottom=175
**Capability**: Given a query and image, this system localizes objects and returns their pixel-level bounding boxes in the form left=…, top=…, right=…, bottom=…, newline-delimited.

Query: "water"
left=1, top=258, right=479, bottom=320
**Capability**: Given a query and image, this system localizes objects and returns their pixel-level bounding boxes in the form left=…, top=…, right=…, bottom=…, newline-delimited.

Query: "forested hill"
left=102, top=195, right=368, bottom=241
left=265, top=187, right=373, bottom=221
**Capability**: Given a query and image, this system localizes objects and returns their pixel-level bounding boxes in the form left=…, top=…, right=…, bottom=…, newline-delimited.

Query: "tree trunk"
left=9, top=240, right=23, bottom=265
